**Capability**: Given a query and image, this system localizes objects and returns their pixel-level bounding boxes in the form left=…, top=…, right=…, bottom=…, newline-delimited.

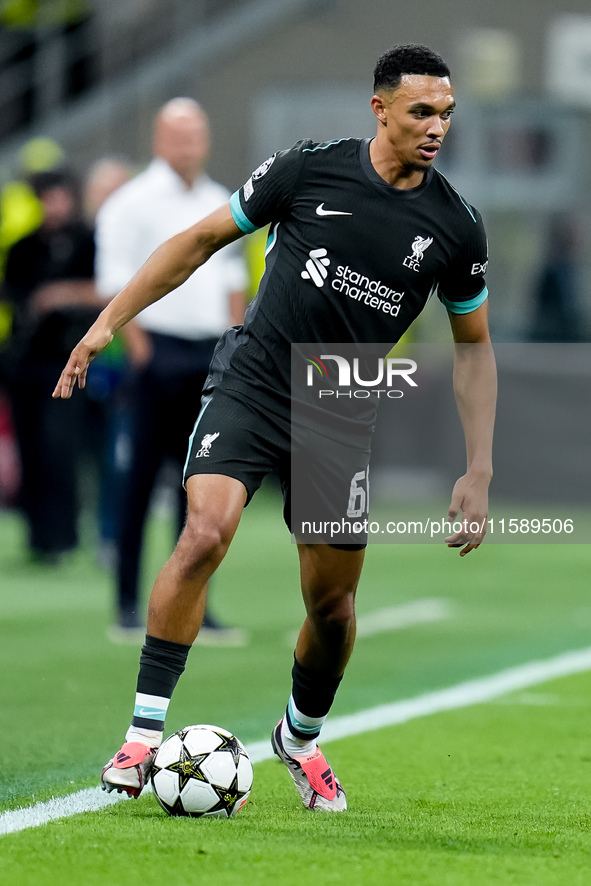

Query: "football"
left=151, top=724, right=253, bottom=818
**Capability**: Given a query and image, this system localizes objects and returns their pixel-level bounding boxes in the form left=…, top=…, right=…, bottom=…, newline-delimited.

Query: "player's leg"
left=101, top=472, right=246, bottom=796
left=295, top=542, right=364, bottom=674
left=102, top=385, right=283, bottom=796
left=172, top=365, right=245, bottom=646
left=146, top=473, right=246, bottom=642
left=272, top=543, right=365, bottom=812
left=273, top=414, right=371, bottom=811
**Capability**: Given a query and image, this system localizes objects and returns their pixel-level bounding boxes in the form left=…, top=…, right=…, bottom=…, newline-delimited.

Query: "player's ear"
left=371, top=93, right=388, bottom=124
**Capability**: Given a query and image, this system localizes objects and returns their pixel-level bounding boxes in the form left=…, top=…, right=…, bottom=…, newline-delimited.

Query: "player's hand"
left=445, top=471, right=490, bottom=556
left=52, top=324, right=114, bottom=399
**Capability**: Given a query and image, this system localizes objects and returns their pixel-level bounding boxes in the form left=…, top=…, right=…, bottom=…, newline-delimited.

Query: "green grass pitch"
left=1, top=489, right=590, bottom=884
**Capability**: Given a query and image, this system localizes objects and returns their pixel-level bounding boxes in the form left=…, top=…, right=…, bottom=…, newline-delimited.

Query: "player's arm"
left=52, top=204, right=243, bottom=399
left=445, top=302, right=497, bottom=556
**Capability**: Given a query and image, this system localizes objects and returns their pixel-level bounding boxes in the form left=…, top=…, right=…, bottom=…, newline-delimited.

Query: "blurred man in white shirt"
left=96, top=98, right=247, bottom=643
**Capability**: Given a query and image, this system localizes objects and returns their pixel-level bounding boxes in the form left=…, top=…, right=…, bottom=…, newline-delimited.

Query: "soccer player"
left=53, top=44, right=496, bottom=812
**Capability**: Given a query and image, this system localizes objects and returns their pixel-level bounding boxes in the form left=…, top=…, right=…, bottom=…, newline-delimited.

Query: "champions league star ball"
left=151, top=724, right=253, bottom=818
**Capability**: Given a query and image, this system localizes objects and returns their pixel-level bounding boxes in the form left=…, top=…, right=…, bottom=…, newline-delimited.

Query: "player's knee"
left=176, top=513, right=231, bottom=575
left=310, top=588, right=356, bottom=629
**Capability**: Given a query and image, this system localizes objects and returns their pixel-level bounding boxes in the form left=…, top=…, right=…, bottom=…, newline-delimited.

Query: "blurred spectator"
left=84, top=157, right=136, bottom=223
left=0, top=138, right=65, bottom=353
left=0, top=138, right=65, bottom=279
left=82, top=157, right=135, bottom=563
left=0, top=392, right=20, bottom=507
left=529, top=214, right=588, bottom=343
left=2, top=168, right=102, bottom=561
left=96, top=98, right=247, bottom=642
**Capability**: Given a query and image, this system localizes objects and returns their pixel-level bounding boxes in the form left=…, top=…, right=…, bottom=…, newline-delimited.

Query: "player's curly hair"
left=373, top=44, right=450, bottom=93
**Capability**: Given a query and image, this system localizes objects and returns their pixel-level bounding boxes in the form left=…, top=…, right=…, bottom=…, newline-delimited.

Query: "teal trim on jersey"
left=442, top=286, right=488, bottom=314
left=265, top=222, right=280, bottom=256
left=302, top=138, right=353, bottom=153
left=230, top=191, right=260, bottom=233
left=456, top=193, right=477, bottom=224
left=183, top=396, right=212, bottom=482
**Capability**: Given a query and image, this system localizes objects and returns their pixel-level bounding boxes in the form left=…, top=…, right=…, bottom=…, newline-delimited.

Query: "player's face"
left=372, top=75, right=455, bottom=174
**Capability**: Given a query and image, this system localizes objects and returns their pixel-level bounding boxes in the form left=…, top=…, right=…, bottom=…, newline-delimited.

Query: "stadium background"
left=0, top=3, right=590, bottom=884
left=2, top=0, right=591, bottom=339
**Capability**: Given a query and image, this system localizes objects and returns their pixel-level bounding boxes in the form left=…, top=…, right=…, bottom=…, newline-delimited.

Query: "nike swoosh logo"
left=316, top=203, right=353, bottom=217
left=137, top=708, right=165, bottom=718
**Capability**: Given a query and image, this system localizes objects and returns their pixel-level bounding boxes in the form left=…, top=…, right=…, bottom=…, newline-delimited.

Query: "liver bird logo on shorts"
left=196, top=432, right=219, bottom=458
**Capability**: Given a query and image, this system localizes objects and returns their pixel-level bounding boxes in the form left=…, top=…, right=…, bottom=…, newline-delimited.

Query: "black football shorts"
left=183, top=387, right=371, bottom=549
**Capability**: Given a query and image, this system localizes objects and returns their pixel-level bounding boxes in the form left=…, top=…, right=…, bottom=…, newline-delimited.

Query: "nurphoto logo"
left=305, top=353, right=418, bottom=399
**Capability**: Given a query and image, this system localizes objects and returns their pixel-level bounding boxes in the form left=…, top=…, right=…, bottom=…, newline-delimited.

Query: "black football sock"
left=284, top=656, right=343, bottom=742
left=130, top=634, right=191, bottom=732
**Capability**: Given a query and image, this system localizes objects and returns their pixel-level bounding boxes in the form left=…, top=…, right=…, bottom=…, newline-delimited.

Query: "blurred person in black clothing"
left=529, top=214, right=588, bottom=343
left=82, top=157, right=135, bottom=565
left=3, top=169, right=103, bottom=561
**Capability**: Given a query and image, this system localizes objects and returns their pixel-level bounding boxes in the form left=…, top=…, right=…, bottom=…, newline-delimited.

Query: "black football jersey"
left=206, top=137, right=488, bottom=421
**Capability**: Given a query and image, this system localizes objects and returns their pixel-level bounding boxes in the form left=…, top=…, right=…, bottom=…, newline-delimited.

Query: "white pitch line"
left=0, top=787, right=125, bottom=835
left=286, top=597, right=452, bottom=646
left=3, top=644, right=591, bottom=836
left=355, top=598, right=452, bottom=638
